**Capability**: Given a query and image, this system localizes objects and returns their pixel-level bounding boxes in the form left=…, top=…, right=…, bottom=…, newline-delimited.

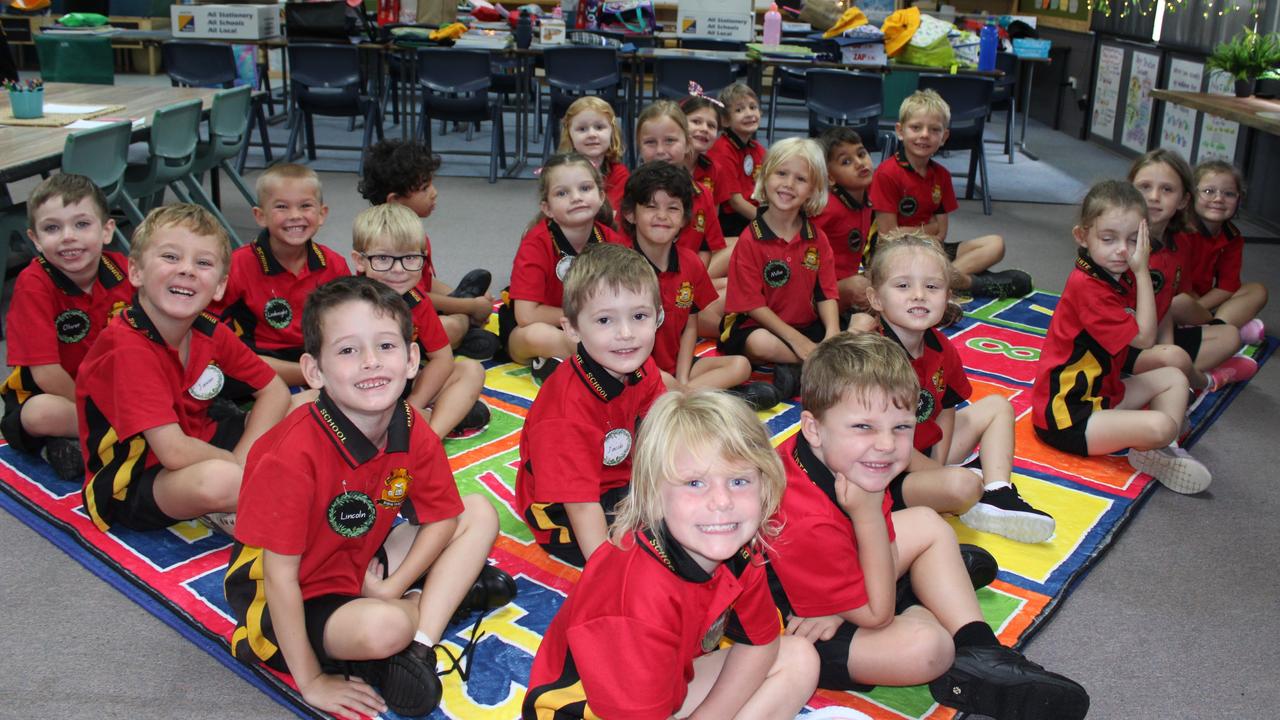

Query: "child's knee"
left=194, top=460, right=243, bottom=509
left=461, top=494, right=500, bottom=538
left=904, top=505, right=958, bottom=543
left=776, top=634, right=820, bottom=682
left=1243, top=282, right=1268, bottom=305
left=453, top=357, right=486, bottom=385
left=988, top=234, right=1006, bottom=262
left=893, top=615, right=955, bottom=681
left=977, top=393, right=1014, bottom=422
left=947, top=467, right=984, bottom=508
left=354, top=604, right=417, bottom=658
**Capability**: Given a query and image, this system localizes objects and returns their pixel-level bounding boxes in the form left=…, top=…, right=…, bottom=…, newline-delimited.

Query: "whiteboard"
left=1159, top=58, right=1203, bottom=158
left=1092, top=44, right=1125, bottom=140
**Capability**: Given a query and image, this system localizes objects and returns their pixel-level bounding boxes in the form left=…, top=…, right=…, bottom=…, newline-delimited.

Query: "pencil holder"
left=9, top=88, right=44, bottom=119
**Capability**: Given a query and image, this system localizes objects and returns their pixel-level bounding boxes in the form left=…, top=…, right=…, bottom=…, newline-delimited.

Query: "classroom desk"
left=0, top=82, right=219, bottom=186
left=1012, top=54, right=1050, bottom=162
left=1150, top=89, right=1280, bottom=136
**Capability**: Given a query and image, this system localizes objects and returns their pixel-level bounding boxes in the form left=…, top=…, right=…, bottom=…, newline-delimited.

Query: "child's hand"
left=298, top=672, right=387, bottom=720
left=469, top=295, right=496, bottom=325
left=785, top=613, right=843, bottom=642
left=793, top=336, right=819, bottom=361
left=1129, top=219, right=1151, bottom=273
left=834, top=471, right=885, bottom=519
left=361, top=556, right=397, bottom=600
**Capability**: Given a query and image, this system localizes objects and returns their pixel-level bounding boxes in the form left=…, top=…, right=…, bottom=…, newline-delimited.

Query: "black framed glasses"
left=362, top=253, right=427, bottom=272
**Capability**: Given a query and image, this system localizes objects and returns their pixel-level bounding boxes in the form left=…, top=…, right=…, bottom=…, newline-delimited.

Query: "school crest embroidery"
left=931, top=184, right=942, bottom=204
left=931, top=366, right=946, bottom=394
left=55, top=309, right=90, bottom=344
left=695, top=211, right=706, bottom=232
left=328, top=491, right=377, bottom=538
left=675, top=281, right=693, bottom=309
left=107, top=300, right=128, bottom=320
left=802, top=246, right=819, bottom=271
left=378, top=468, right=410, bottom=508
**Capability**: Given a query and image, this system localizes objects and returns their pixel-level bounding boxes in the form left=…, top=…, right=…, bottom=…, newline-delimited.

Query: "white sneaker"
left=199, top=512, right=237, bottom=536
left=1128, top=446, right=1212, bottom=494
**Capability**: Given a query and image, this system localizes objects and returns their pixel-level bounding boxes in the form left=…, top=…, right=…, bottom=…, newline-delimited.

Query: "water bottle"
left=763, top=3, right=782, bottom=46
left=979, top=21, right=998, bottom=71
left=516, top=10, right=533, bottom=48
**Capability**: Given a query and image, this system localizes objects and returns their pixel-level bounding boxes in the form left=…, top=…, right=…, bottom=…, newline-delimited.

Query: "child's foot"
left=959, top=485, right=1056, bottom=544
left=1127, top=445, right=1212, bottom=494
left=453, top=564, right=518, bottom=622
left=383, top=642, right=444, bottom=718
left=456, top=327, right=500, bottom=360
left=530, top=357, right=561, bottom=386
left=1239, top=318, right=1266, bottom=345
left=42, top=436, right=85, bottom=482
left=448, top=400, right=491, bottom=438
left=969, top=269, right=1034, bottom=299
left=929, top=645, right=1090, bottom=720
left=771, top=363, right=801, bottom=399
left=1206, top=355, right=1258, bottom=391
left=729, top=381, right=782, bottom=411
left=198, top=512, right=237, bottom=536
left=448, top=269, right=492, bottom=299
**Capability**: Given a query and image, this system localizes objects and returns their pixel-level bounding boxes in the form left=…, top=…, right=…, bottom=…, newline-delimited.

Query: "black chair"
left=162, top=40, right=273, bottom=169
left=284, top=1, right=356, bottom=43
left=414, top=48, right=506, bottom=183
left=917, top=74, right=995, bottom=216
left=804, top=69, right=884, bottom=149
left=286, top=43, right=384, bottom=175
left=653, top=57, right=736, bottom=101
left=541, top=45, right=626, bottom=162
left=990, top=52, right=1017, bottom=163
left=678, top=38, right=749, bottom=83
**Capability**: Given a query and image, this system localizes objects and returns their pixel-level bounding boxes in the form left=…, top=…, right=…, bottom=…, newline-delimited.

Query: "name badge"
left=188, top=363, right=225, bottom=401
left=602, top=428, right=633, bottom=467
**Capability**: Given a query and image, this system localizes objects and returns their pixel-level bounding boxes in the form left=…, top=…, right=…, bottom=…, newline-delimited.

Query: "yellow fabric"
left=881, top=7, right=921, bottom=57
left=429, top=22, right=468, bottom=41
left=10, top=0, right=51, bottom=10
left=821, top=7, right=868, bottom=38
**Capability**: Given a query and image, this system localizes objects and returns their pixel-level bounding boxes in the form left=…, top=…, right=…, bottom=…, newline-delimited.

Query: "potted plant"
left=1206, top=27, right=1280, bottom=97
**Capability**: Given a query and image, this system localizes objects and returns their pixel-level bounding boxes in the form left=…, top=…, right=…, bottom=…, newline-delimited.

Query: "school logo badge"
left=675, top=281, right=693, bottom=309
left=899, top=197, right=918, bottom=216
left=602, top=428, right=633, bottom=467
left=327, top=491, right=376, bottom=538
left=931, top=366, right=946, bottom=394
left=379, top=468, right=410, bottom=508
left=702, top=608, right=731, bottom=653
left=847, top=229, right=863, bottom=252
left=555, top=255, right=574, bottom=281
left=1149, top=269, right=1165, bottom=294
left=107, top=300, right=129, bottom=320
left=188, top=363, right=225, bottom=401
left=55, top=309, right=91, bottom=344
left=931, top=184, right=942, bottom=204
left=743, top=156, right=755, bottom=177
left=763, top=259, right=790, bottom=288
left=695, top=211, right=706, bottom=232
left=916, top=388, right=934, bottom=424
left=802, top=247, right=819, bottom=271
left=700, top=177, right=715, bottom=192
left=263, top=297, right=293, bottom=329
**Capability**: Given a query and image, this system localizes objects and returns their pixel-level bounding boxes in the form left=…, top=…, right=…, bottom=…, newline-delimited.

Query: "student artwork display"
left=1159, top=58, right=1204, bottom=158
left=1197, top=70, right=1240, bottom=163
left=1121, top=50, right=1159, bottom=152
left=1091, top=44, right=1124, bottom=139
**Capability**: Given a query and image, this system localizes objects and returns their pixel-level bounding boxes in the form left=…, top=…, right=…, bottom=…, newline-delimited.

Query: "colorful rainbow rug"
left=0, top=292, right=1272, bottom=720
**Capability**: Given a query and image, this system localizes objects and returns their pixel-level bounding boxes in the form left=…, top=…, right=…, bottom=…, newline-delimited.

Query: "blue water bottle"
left=979, top=21, right=998, bottom=71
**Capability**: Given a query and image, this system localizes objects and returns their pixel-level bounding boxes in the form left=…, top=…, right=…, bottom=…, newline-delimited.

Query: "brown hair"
left=561, top=242, right=660, bottom=327
left=717, top=82, right=759, bottom=125
left=801, top=332, right=919, bottom=420
left=129, top=203, right=231, bottom=275
left=27, top=173, right=110, bottom=228
left=1127, top=148, right=1193, bottom=233
left=302, top=275, right=413, bottom=359
left=256, top=163, right=324, bottom=206
left=532, top=152, right=613, bottom=230
left=1078, top=179, right=1148, bottom=230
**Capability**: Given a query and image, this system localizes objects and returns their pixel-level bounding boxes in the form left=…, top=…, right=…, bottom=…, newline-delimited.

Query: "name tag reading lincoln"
left=328, top=491, right=377, bottom=538
left=188, top=363, right=225, bottom=400
left=602, top=428, right=633, bottom=467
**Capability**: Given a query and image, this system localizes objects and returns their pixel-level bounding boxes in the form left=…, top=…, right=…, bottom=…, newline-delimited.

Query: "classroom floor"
left=1, top=79, right=1278, bottom=718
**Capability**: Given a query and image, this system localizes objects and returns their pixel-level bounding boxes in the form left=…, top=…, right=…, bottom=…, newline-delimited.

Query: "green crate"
left=34, top=33, right=115, bottom=84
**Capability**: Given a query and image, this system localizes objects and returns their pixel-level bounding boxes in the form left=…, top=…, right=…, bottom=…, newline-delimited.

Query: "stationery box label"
left=171, top=4, right=280, bottom=40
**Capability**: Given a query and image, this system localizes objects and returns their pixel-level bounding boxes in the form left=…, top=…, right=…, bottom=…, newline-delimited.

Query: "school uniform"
left=603, top=159, right=630, bottom=216
left=677, top=182, right=727, bottom=256
left=691, top=153, right=719, bottom=199
left=226, top=393, right=462, bottom=672
left=403, top=287, right=452, bottom=359
left=881, top=324, right=972, bottom=454
left=1182, top=222, right=1243, bottom=297
left=633, top=240, right=718, bottom=374
left=707, top=132, right=765, bottom=237
left=813, top=187, right=877, bottom=280
left=869, top=146, right=958, bottom=230
left=1, top=252, right=131, bottom=453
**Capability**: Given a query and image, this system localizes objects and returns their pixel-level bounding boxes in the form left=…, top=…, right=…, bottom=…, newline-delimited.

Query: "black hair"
left=619, top=161, right=694, bottom=238
left=817, top=126, right=865, bottom=161
left=357, top=139, right=442, bottom=205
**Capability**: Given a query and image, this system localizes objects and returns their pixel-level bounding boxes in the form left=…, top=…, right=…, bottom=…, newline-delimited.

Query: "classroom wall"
left=1032, top=27, right=1096, bottom=140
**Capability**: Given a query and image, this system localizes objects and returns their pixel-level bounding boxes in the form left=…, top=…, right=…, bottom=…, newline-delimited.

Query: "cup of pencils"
left=6, top=79, right=45, bottom=119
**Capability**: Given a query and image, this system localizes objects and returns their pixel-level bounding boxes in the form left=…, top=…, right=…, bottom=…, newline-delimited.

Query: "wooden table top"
left=0, top=83, right=220, bottom=185
left=1151, top=89, right=1280, bottom=136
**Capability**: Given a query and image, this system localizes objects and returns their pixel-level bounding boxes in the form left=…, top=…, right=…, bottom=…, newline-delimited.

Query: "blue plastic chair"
left=162, top=40, right=273, bottom=168
left=653, top=57, right=736, bottom=101
left=124, top=99, right=203, bottom=214
left=61, top=121, right=143, bottom=249
left=414, top=48, right=507, bottom=184
left=805, top=69, right=885, bottom=151
left=181, top=86, right=256, bottom=246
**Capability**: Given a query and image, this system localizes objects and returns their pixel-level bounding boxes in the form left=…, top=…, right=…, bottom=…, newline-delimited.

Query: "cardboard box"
left=540, top=18, right=566, bottom=45
left=171, top=3, right=280, bottom=40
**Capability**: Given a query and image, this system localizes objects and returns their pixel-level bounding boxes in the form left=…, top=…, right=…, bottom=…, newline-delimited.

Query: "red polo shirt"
left=633, top=240, right=719, bottom=374
left=506, top=219, right=620, bottom=310
left=812, top=186, right=877, bottom=280
left=1182, top=222, right=1243, bottom=297
left=880, top=324, right=971, bottom=452
left=677, top=182, right=728, bottom=255
left=723, top=213, right=838, bottom=330
left=707, top=132, right=764, bottom=213
left=869, top=146, right=958, bottom=227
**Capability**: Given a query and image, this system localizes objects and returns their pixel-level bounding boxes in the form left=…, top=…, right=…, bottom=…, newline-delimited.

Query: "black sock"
left=1209, top=318, right=1227, bottom=326
left=953, top=620, right=1000, bottom=649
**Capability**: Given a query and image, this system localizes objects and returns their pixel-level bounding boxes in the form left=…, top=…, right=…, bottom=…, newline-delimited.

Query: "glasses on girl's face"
left=1197, top=187, right=1239, bottom=200
left=362, top=253, right=427, bottom=272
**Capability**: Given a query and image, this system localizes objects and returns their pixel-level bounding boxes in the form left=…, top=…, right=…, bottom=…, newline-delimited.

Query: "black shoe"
left=453, top=564, right=518, bottom=622
left=530, top=356, right=561, bottom=386
left=970, top=269, right=1034, bottom=299
left=379, top=642, right=443, bottom=718
left=456, top=327, right=500, bottom=361
left=959, top=485, right=1056, bottom=544
left=448, top=400, right=491, bottom=437
left=930, top=645, right=1089, bottom=720
left=959, top=543, right=998, bottom=590
left=448, top=269, right=492, bottom=299
left=771, top=363, right=801, bottom=400
left=730, top=381, right=782, bottom=411
left=43, top=436, right=85, bottom=482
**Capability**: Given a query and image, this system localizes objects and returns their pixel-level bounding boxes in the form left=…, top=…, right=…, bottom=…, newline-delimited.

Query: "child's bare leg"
left=947, top=396, right=1013, bottom=485
left=1132, top=344, right=1206, bottom=390
left=426, top=359, right=485, bottom=437
left=847, top=605, right=955, bottom=686
left=18, top=394, right=78, bottom=438
left=952, top=235, right=1005, bottom=278
left=902, top=455, right=984, bottom=514
left=1214, top=282, right=1268, bottom=328
left=441, top=313, right=469, bottom=346
left=838, top=274, right=871, bottom=312
left=696, top=295, right=726, bottom=339
left=1083, top=368, right=1186, bottom=455
left=396, top=495, right=498, bottom=643
left=679, top=636, right=819, bottom=719
left=707, top=244, right=733, bottom=279
left=507, top=323, right=576, bottom=364
left=894, top=507, right=983, bottom=631
left=1193, top=324, right=1242, bottom=372
left=686, top=355, right=751, bottom=391
left=152, top=460, right=242, bottom=518
left=1172, top=293, right=1215, bottom=325
left=743, top=329, right=802, bottom=365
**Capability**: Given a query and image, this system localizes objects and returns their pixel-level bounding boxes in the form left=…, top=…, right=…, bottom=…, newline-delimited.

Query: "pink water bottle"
left=763, top=3, right=782, bottom=45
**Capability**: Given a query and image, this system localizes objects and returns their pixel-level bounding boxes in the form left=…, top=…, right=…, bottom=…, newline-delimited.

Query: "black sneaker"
left=772, top=363, right=801, bottom=400
left=381, top=642, right=443, bottom=718
left=930, top=645, right=1089, bottom=720
left=448, top=269, right=492, bottom=299
left=530, top=356, right=561, bottom=386
left=730, top=381, right=782, bottom=411
left=896, top=543, right=997, bottom=613
left=970, top=269, right=1034, bottom=299
left=959, top=485, right=1056, bottom=544
left=448, top=400, right=491, bottom=438
left=456, top=327, right=500, bottom=361
left=43, top=436, right=85, bottom=482
left=453, top=564, right=518, bottom=623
